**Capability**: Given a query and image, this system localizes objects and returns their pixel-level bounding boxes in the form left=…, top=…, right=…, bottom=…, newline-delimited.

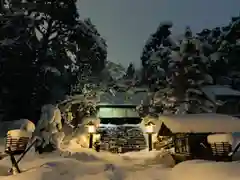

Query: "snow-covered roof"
left=207, top=133, right=233, bottom=144
left=159, top=113, right=240, bottom=133
left=98, top=92, right=149, bottom=106
left=201, top=85, right=240, bottom=102
left=58, top=91, right=149, bottom=111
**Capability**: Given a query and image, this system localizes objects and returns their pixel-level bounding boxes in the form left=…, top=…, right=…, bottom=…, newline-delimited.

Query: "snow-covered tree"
left=196, top=15, right=240, bottom=86
left=72, top=18, right=107, bottom=75
left=125, top=62, right=135, bottom=79
left=0, top=0, right=107, bottom=121
left=159, top=26, right=214, bottom=114
left=140, top=15, right=240, bottom=114
left=140, top=21, right=174, bottom=85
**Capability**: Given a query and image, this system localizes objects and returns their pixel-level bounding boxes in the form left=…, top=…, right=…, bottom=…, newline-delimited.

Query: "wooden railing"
left=210, top=143, right=232, bottom=156
left=5, top=136, right=29, bottom=155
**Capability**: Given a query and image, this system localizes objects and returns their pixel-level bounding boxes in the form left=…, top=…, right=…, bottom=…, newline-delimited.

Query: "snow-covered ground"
left=0, top=139, right=240, bottom=180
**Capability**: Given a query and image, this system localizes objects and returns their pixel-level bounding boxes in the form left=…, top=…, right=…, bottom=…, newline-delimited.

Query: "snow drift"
left=0, top=141, right=174, bottom=180
left=0, top=148, right=240, bottom=180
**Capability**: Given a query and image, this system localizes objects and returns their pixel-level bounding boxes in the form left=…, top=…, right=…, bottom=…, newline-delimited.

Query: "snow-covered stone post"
left=70, top=116, right=100, bottom=148
left=86, top=121, right=96, bottom=148
left=145, top=121, right=156, bottom=151
left=139, top=115, right=162, bottom=150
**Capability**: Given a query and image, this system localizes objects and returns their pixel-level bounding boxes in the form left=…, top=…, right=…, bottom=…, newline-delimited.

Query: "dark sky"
left=78, top=0, right=240, bottom=68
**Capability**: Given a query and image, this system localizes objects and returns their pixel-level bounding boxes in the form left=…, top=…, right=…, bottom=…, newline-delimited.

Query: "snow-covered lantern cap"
left=145, top=121, right=156, bottom=134
left=86, top=121, right=96, bottom=134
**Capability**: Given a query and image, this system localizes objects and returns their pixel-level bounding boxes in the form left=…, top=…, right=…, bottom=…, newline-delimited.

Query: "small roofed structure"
left=158, top=113, right=240, bottom=134
left=201, top=85, right=240, bottom=102
left=201, top=85, right=240, bottom=114
left=157, top=113, right=240, bottom=163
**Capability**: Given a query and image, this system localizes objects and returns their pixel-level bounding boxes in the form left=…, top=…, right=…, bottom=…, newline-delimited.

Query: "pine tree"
left=126, top=62, right=135, bottom=79
left=140, top=21, right=173, bottom=84
left=200, top=15, right=240, bottom=85
left=161, top=26, right=214, bottom=114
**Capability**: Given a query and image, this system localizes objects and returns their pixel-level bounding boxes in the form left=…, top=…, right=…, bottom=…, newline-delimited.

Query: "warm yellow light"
left=88, top=125, right=96, bottom=134
left=145, top=122, right=155, bottom=134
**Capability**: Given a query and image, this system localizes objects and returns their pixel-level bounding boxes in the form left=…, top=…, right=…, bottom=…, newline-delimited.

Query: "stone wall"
left=98, top=126, right=147, bottom=153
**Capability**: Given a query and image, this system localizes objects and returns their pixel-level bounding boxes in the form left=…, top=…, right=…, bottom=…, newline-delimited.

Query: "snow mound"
left=171, top=160, right=240, bottom=180
left=1, top=142, right=240, bottom=180
left=0, top=156, right=170, bottom=180
left=0, top=143, right=173, bottom=180
left=0, top=158, right=109, bottom=180
left=60, top=139, right=175, bottom=167
left=1, top=132, right=240, bottom=180
left=120, top=149, right=175, bottom=168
